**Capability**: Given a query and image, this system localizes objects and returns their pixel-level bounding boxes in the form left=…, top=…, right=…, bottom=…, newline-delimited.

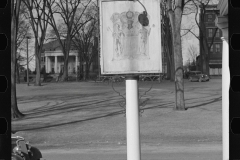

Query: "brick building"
left=197, top=4, right=222, bottom=76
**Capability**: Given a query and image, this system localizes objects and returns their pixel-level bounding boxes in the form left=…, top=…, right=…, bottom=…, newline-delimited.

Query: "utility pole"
left=97, top=0, right=101, bottom=79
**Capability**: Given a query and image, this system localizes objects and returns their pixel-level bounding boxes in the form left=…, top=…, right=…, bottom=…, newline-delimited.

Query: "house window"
left=215, top=29, right=220, bottom=37
left=208, top=28, right=213, bottom=37
left=215, top=43, right=220, bottom=53
left=208, top=14, right=213, bottom=22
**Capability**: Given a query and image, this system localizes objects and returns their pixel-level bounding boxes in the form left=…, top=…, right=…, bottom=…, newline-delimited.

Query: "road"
left=41, top=144, right=222, bottom=160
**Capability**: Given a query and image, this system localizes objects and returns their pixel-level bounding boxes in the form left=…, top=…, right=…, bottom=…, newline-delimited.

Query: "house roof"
left=42, top=38, right=97, bottom=53
left=42, top=39, right=63, bottom=52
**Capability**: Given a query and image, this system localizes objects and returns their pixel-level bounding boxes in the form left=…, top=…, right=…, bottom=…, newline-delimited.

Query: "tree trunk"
left=86, top=62, right=91, bottom=80
left=61, top=34, right=72, bottom=81
left=167, top=24, right=175, bottom=81
left=167, top=0, right=185, bottom=111
left=166, top=54, right=171, bottom=79
left=199, top=15, right=210, bottom=76
left=166, top=50, right=175, bottom=81
left=35, top=41, right=41, bottom=86
left=35, top=54, right=41, bottom=86
left=11, top=0, right=24, bottom=119
left=62, top=54, right=69, bottom=81
left=206, top=54, right=209, bottom=75
left=16, top=62, right=20, bottom=84
left=83, top=62, right=86, bottom=81
left=170, top=53, right=175, bottom=81
left=79, top=57, right=83, bottom=80
left=83, top=62, right=90, bottom=80
left=85, top=66, right=89, bottom=80
left=202, top=37, right=210, bottom=75
left=172, top=32, right=185, bottom=110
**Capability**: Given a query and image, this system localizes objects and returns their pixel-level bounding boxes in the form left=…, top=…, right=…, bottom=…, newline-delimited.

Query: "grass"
left=12, top=79, right=222, bottom=152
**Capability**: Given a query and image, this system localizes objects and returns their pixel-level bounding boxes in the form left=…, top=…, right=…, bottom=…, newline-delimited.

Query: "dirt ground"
left=12, top=78, right=222, bottom=160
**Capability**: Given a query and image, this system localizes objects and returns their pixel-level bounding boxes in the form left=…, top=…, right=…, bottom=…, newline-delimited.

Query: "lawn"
left=12, top=79, right=222, bottom=159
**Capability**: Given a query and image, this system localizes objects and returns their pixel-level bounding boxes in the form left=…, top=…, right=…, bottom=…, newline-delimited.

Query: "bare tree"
left=23, top=0, right=53, bottom=86
left=16, top=47, right=35, bottom=83
left=71, top=3, right=98, bottom=80
left=182, top=0, right=218, bottom=75
left=11, top=0, right=25, bottom=119
left=46, top=0, right=93, bottom=81
left=187, top=44, right=199, bottom=65
left=161, top=0, right=193, bottom=81
left=166, top=0, right=186, bottom=110
left=16, top=3, right=32, bottom=83
left=161, top=1, right=175, bottom=81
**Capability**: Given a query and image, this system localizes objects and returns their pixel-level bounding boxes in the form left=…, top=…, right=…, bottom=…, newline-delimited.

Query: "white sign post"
left=99, top=1, right=161, bottom=160
left=126, top=76, right=141, bottom=160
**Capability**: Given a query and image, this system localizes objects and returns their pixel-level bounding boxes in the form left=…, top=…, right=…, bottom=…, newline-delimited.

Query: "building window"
left=215, top=43, right=220, bottom=53
left=208, top=28, right=213, bottom=37
left=215, top=29, right=220, bottom=37
left=208, top=14, right=213, bottom=22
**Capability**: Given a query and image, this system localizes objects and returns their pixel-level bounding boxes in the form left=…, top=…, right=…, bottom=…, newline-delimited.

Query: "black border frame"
left=0, top=0, right=11, bottom=159
left=229, top=0, right=240, bottom=159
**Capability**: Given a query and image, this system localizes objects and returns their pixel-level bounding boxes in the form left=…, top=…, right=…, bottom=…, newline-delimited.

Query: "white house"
left=41, top=40, right=79, bottom=74
left=41, top=39, right=98, bottom=75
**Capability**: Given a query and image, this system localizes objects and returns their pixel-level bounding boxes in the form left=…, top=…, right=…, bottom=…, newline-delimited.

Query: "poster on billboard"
left=99, top=0, right=161, bottom=74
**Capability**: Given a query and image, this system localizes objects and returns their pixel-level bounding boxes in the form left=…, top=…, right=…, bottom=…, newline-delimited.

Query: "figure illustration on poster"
left=113, top=23, right=125, bottom=57
left=139, top=26, right=151, bottom=56
left=109, top=11, right=151, bottom=61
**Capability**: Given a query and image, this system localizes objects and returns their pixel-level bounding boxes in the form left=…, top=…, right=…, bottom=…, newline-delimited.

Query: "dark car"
left=12, top=135, right=44, bottom=160
left=188, top=71, right=209, bottom=82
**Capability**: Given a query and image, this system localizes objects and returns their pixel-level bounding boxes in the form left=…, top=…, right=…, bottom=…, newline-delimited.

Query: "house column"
left=75, top=55, right=78, bottom=73
left=55, top=56, right=58, bottom=73
left=45, top=56, right=48, bottom=73
left=48, top=57, right=51, bottom=73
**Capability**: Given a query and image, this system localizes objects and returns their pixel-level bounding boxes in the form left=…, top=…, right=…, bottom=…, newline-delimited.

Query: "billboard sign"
left=99, top=0, right=161, bottom=74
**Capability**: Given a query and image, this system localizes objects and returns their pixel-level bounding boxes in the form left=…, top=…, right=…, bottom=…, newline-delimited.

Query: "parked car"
left=12, top=135, right=44, bottom=160
left=188, top=71, right=209, bottom=82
